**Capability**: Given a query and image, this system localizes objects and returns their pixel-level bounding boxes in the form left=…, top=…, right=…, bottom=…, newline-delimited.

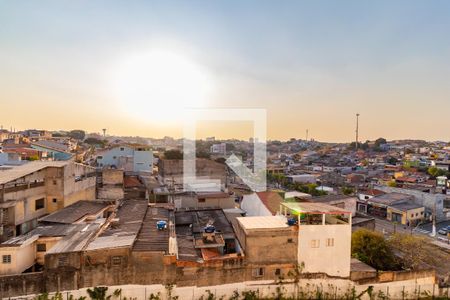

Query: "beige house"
left=0, top=200, right=113, bottom=275
left=387, top=202, right=425, bottom=225
left=0, top=161, right=96, bottom=242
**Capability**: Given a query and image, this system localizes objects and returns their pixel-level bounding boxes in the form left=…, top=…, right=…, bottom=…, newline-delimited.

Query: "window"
left=53, top=180, right=57, bottom=185
left=53, top=198, right=57, bottom=203
left=120, top=147, right=124, bottom=151
left=112, top=256, right=122, bottom=266
left=252, top=267, right=264, bottom=278
left=2, top=255, right=11, bottom=264
left=421, top=211, right=424, bottom=215
left=326, top=238, right=334, bottom=247
left=310, top=239, right=320, bottom=248
left=198, top=198, right=206, bottom=203
left=35, top=198, right=45, bottom=210
left=58, top=255, right=68, bottom=267
left=287, top=238, right=293, bottom=243
left=113, top=156, right=117, bottom=159
left=275, top=268, right=281, bottom=276
left=97, top=156, right=103, bottom=159
left=37, top=243, right=46, bottom=252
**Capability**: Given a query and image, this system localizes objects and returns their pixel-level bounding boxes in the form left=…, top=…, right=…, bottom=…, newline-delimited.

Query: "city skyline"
left=1, top=1, right=450, bottom=142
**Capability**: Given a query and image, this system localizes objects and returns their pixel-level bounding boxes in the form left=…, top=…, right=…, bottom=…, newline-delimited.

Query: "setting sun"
left=111, top=50, right=212, bottom=123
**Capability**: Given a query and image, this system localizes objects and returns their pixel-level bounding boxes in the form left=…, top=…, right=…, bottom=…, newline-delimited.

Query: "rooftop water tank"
left=156, top=220, right=167, bottom=230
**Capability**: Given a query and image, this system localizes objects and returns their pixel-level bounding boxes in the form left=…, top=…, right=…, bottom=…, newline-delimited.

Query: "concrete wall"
left=0, top=272, right=44, bottom=299
left=133, top=149, right=153, bottom=173
left=102, top=169, right=124, bottom=185
left=236, top=227, right=298, bottom=265
left=298, top=224, right=351, bottom=277
left=0, top=240, right=36, bottom=275
left=4, top=272, right=442, bottom=300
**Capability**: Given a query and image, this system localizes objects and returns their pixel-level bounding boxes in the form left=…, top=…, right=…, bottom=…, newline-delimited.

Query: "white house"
left=96, top=145, right=153, bottom=173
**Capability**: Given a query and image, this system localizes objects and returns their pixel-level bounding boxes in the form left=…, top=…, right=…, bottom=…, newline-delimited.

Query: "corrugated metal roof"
left=0, top=161, right=69, bottom=184
left=40, top=200, right=111, bottom=224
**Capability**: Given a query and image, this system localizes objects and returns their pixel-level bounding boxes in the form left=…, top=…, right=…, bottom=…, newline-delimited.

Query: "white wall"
left=298, top=224, right=351, bottom=277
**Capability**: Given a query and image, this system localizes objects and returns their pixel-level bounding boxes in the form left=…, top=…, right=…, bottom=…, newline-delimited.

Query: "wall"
left=102, top=169, right=124, bottom=185
left=298, top=223, right=351, bottom=277
left=0, top=239, right=36, bottom=275
left=6, top=273, right=444, bottom=300
left=0, top=272, right=44, bottom=299
left=133, top=149, right=153, bottom=173
left=238, top=228, right=298, bottom=265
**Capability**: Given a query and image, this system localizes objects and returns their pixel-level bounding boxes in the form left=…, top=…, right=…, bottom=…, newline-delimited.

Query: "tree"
left=427, top=166, right=447, bottom=178
left=68, top=129, right=86, bottom=140
left=388, top=233, right=436, bottom=270
left=164, top=149, right=183, bottom=160
left=387, top=180, right=397, bottom=187
left=84, top=137, right=106, bottom=147
left=387, top=157, right=398, bottom=165
left=342, top=186, right=354, bottom=195
left=351, top=229, right=398, bottom=270
left=196, top=150, right=211, bottom=159
left=215, top=157, right=226, bottom=164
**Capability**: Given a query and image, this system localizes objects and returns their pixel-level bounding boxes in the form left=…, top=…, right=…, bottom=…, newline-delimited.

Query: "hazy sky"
left=1, top=1, right=450, bottom=142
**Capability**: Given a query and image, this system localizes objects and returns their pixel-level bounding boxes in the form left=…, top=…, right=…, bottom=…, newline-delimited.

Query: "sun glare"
left=112, top=50, right=212, bottom=123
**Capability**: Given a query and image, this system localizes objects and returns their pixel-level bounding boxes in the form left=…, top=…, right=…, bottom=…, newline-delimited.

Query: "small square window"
left=252, top=267, right=264, bottom=278
left=310, top=239, right=320, bottom=248
left=37, top=243, right=46, bottom=252
left=120, top=148, right=124, bottom=151
left=35, top=198, right=45, bottom=210
left=275, top=268, right=281, bottom=276
left=53, top=198, right=57, bottom=203
left=112, top=256, right=122, bottom=266
left=198, top=198, right=206, bottom=203
left=2, top=255, right=11, bottom=264
left=326, top=238, right=334, bottom=247
left=53, top=180, right=57, bottom=185
left=287, top=238, right=293, bottom=243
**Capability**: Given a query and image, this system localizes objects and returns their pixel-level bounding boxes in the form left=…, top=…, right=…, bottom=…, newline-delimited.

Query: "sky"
left=1, top=1, right=450, bottom=142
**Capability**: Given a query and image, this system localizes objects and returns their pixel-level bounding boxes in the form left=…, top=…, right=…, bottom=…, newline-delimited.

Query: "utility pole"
left=355, top=113, right=360, bottom=151
left=306, top=129, right=309, bottom=142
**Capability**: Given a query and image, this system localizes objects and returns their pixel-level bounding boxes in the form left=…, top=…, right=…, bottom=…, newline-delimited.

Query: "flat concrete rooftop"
left=237, top=216, right=288, bottom=230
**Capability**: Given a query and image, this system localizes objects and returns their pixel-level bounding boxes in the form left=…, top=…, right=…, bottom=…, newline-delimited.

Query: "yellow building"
left=387, top=202, right=425, bottom=226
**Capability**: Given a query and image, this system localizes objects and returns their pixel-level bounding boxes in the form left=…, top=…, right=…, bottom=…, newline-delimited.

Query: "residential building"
left=386, top=202, right=425, bottom=225
left=0, top=161, right=96, bottom=242
left=96, top=145, right=153, bottom=173
left=210, top=143, right=226, bottom=155
left=280, top=202, right=352, bottom=277
left=0, top=200, right=113, bottom=275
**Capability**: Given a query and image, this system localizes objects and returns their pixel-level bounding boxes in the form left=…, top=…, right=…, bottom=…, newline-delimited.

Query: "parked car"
left=437, top=226, right=450, bottom=235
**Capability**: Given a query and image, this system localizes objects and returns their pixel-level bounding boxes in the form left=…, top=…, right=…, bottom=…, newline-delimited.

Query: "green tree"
left=164, top=149, right=183, bottom=159
left=427, top=166, right=447, bottom=178
left=342, top=186, right=354, bottom=195
left=351, top=229, right=397, bottom=271
left=84, top=138, right=106, bottom=147
left=68, top=129, right=86, bottom=140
